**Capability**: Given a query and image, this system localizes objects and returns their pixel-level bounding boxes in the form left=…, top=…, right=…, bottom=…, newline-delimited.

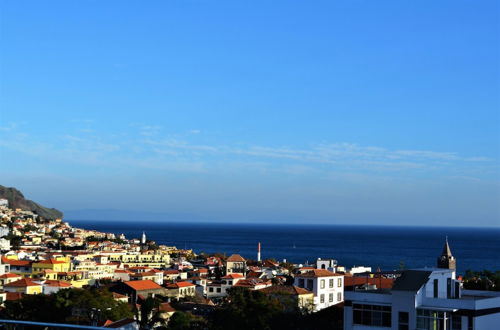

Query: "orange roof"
left=113, top=292, right=128, bottom=299
left=247, top=271, right=263, bottom=278
left=222, top=273, right=244, bottom=279
left=260, top=285, right=312, bottom=295
left=167, top=281, right=195, bottom=289
left=159, top=302, right=176, bottom=313
left=227, top=254, right=246, bottom=262
left=3, top=259, right=31, bottom=266
left=5, top=292, right=24, bottom=301
left=124, top=280, right=162, bottom=291
left=104, top=318, right=136, bottom=329
left=344, top=276, right=394, bottom=289
left=5, top=278, right=41, bottom=287
left=0, top=273, right=22, bottom=279
left=234, top=279, right=270, bottom=288
left=115, top=269, right=133, bottom=274
left=44, top=280, right=72, bottom=287
left=164, top=270, right=179, bottom=275
left=297, top=269, right=341, bottom=278
left=131, top=271, right=156, bottom=277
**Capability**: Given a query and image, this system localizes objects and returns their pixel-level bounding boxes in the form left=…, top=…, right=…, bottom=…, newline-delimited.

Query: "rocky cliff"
left=0, top=185, right=63, bottom=220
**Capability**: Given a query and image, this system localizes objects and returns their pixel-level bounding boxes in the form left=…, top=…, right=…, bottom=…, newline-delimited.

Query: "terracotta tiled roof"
left=296, top=269, right=341, bottom=278
left=260, top=285, right=312, bottom=295
left=246, top=271, right=263, bottom=278
left=164, top=270, right=179, bottom=275
left=5, top=278, right=41, bottom=287
left=2, top=259, right=31, bottom=266
left=344, top=276, right=394, bottom=289
left=44, top=280, right=72, bottom=287
left=114, top=269, right=133, bottom=274
left=104, top=318, right=137, bottom=328
left=227, top=254, right=246, bottom=262
left=131, top=271, right=156, bottom=277
left=0, top=273, right=22, bottom=279
left=5, top=292, right=24, bottom=301
left=124, top=280, right=162, bottom=291
left=159, top=302, right=176, bottom=313
left=234, top=279, right=271, bottom=288
left=167, top=281, right=195, bottom=289
left=222, top=273, right=244, bottom=279
left=113, top=292, right=128, bottom=299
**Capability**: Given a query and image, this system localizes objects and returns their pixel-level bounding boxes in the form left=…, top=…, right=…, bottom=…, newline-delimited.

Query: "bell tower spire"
left=437, top=237, right=456, bottom=270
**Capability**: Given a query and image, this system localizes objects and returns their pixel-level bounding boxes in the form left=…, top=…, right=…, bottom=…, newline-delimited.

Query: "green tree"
left=136, top=297, right=167, bottom=330
left=168, top=312, right=203, bottom=330
left=209, top=287, right=287, bottom=330
left=0, top=288, right=133, bottom=325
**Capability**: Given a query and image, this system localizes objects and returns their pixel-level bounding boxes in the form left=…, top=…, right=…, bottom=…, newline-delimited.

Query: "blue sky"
left=0, top=0, right=498, bottom=226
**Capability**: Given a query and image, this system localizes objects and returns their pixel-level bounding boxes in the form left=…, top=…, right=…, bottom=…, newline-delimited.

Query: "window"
left=337, top=292, right=342, bottom=301
left=329, top=293, right=333, bottom=302
left=320, top=279, right=325, bottom=289
left=451, top=315, right=462, bottom=330
left=417, top=309, right=451, bottom=330
left=299, top=279, right=305, bottom=288
left=329, top=279, right=334, bottom=288
left=433, top=279, right=438, bottom=298
left=399, top=312, right=409, bottom=330
left=338, top=278, right=342, bottom=287
left=320, top=294, right=325, bottom=303
left=353, top=304, right=391, bottom=327
left=216, top=288, right=221, bottom=293
left=447, top=278, right=451, bottom=298
left=307, top=279, right=313, bottom=291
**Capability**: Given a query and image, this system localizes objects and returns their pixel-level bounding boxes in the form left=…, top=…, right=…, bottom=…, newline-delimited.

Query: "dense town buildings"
left=0, top=202, right=498, bottom=329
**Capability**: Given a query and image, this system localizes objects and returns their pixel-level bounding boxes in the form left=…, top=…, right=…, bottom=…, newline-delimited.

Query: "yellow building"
left=4, top=278, right=43, bottom=294
left=32, top=259, right=70, bottom=274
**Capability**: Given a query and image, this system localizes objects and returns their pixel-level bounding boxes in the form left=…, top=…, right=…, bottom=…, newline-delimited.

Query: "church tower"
left=437, top=237, right=456, bottom=270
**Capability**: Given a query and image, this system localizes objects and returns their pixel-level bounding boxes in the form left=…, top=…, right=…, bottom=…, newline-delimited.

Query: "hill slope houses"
left=0, top=185, right=63, bottom=220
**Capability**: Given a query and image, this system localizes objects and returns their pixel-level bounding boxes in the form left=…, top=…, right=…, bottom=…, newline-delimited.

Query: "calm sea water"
left=69, top=220, right=500, bottom=274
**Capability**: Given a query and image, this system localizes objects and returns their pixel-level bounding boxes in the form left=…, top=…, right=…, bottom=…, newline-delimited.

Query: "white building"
left=344, top=268, right=500, bottom=330
left=0, top=238, right=11, bottom=251
left=294, top=269, right=344, bottom=311
left=349, top=266, right=372, bottom=275
left=0, top=226, right=9, bottom=238
left=315, top=258, right=337, bottom=272
left=0, top=199, right=8, bottom=207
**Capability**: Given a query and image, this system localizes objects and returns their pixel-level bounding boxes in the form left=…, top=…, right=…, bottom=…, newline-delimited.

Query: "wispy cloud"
left=0, top=123, right=495, bottom=179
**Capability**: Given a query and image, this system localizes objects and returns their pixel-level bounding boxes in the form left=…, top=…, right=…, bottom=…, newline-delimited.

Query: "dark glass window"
left=399, top=311, right=409, bottom=330
left=352, top=304, right=391, bottom=327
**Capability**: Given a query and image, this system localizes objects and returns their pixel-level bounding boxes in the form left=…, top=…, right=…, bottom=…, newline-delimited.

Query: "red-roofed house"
left=260, top=285, right=314, bottom=311
left=159, top=302, right=176, bottom=321
left=4, top=278, right=43, bottom=295
left=166, top=281, right=196, bottom=299
left=2, top=258, right=32, bottom=275
left=112, top=280, right=165, bottom=303
left=0, top=273, right=22, bottom=288
left=233, top=278, right=272, bottom=290
left=225, top=254, right=246, bottom=276
left=42, top=280, right=73, bottom=294
left=103, top=318, right=138, bottom=330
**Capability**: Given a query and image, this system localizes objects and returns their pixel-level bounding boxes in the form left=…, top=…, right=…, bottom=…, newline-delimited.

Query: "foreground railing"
left=0, top=319, right=104, bottom=330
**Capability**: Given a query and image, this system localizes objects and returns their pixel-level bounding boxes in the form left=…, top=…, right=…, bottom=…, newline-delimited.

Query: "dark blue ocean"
left=70, top=220, right=500, bottom=274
